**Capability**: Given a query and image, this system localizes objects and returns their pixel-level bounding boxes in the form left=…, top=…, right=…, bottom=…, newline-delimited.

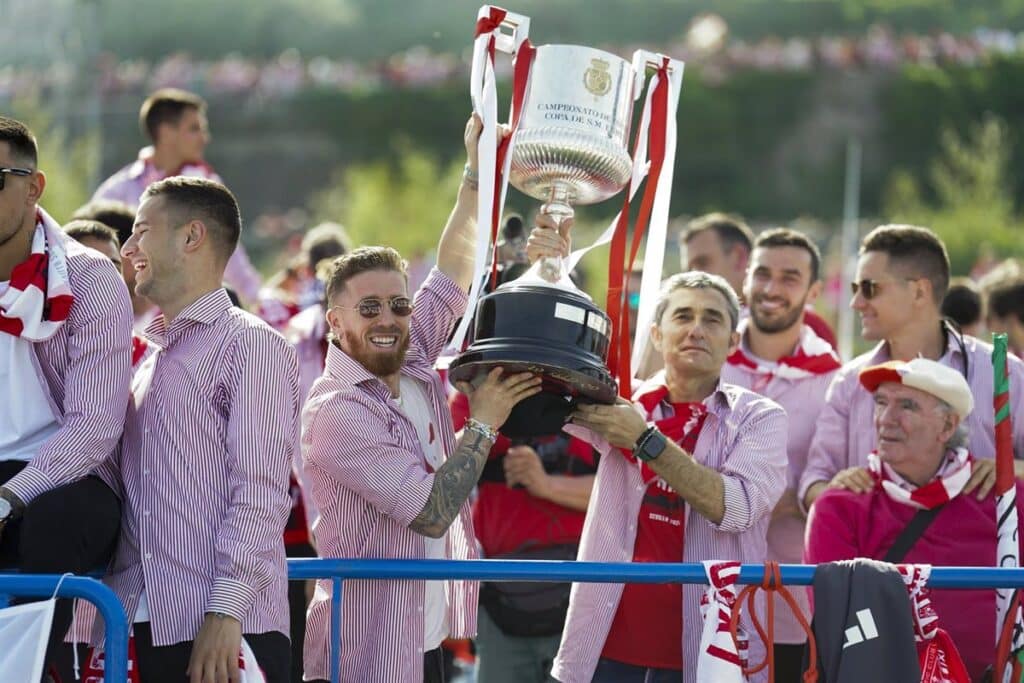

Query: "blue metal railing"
left=6, top=561, right=1024, bottom=683
left=286, top=558, right=1024, bottom=683
left=0, top=574, right=128, bottom=683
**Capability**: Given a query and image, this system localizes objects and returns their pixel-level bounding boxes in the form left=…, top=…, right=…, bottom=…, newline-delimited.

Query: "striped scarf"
left=897, top=564, right=971, bottom=682
left=867, top=447, right=973, bottom=510
left=727, top=321, right=841, bottom=386
left=0, top=208, right=73, bottom=341
left=697, top=561, right=747, bottom=682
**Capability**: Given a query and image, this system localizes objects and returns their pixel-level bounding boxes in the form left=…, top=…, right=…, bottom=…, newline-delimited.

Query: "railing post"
left=330, top=577, right=343, bottom=683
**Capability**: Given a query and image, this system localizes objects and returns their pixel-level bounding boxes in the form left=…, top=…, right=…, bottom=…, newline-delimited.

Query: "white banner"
left=0, top=599, right=56, bottom=683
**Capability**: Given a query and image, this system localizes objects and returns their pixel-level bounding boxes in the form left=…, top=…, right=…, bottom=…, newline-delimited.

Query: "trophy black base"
left=448, top=284, right=617, bottom=438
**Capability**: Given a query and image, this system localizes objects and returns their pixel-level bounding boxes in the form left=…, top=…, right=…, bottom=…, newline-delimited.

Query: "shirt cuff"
left=206, top=577, right=257, bottom=623
left=715, top=476, right=750, bottom=533
left=3, top=465, right=55, bottom=504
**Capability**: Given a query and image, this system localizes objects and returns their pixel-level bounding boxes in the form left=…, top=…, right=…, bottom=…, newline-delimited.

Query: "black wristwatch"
left=634, top=426, right=668, bottom=462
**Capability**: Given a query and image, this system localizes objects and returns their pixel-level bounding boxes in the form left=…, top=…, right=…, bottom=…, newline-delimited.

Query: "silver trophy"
left=450, top=8, right=679, bottom=436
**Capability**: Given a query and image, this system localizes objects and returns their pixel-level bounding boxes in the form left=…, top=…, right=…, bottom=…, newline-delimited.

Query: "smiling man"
left=548, top=271, right=787, bottom=682
left=799, top=225, right=1024, bottom=510
left=805, top=358, right=1024, bottom=680
left=720, top=228, right=840, bottom=678
left=300, top=116, right=542, bottom=683
left=100, top=176, right=299, bottom=682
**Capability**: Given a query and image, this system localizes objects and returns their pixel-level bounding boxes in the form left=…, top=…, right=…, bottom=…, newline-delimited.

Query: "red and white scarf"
left=0, top=208, right=73, bottom=341
left=621, top=381, right=709, bottom=482
left=897, top=564, right=972, bottom=682
left=727, top=320, right=841, bottom=389
left=868, top=447, right=973, bottom=510
left=697, top=561, right=748, bottom=682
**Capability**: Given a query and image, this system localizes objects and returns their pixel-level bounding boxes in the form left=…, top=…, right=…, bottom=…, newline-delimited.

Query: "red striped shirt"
left=301, top=268, right=477, bottom=683
left=98, top=288, right=299, bottom=646
left=4, top=221, right=132, bottom=503
left=552, top=375, right=788, bottom=683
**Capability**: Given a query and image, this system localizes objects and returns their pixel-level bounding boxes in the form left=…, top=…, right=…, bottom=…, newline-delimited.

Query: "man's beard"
left=749, top=294, right=806, bottom=334
left=343, top=328, right=410, bottom=377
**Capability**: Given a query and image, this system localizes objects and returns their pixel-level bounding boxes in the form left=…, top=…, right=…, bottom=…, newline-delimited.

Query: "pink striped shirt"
left=301, top=268, right=477, bottom=683
left=98, top=288, right=298, bottom=646
left=4, top=222, right=132, bottom=503
left=799, top=334, right=1024, bottom=504
left=552, top=374, right=788, bottom=683
left=720, top=323, right=837, bottom=644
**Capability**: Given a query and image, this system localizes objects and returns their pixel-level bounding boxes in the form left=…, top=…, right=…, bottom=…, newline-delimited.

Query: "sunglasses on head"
left=334, top=296, right=414, bottom=319
left=0, top=167, right=33, bottom=191
left=850, top=277, right=919, bottom=300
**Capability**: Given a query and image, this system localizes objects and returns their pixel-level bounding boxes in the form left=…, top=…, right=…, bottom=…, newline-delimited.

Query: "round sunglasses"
left=332, top=296, right=414, bottom=319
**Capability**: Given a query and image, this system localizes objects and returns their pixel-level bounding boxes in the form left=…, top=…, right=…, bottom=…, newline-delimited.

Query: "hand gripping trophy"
left=449, top=5, right=684, bottom=436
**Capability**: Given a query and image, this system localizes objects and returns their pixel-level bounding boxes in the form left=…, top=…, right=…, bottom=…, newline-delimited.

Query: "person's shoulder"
left=718, top=381, right=784, bottom=415
left=63, top=235, right=128, bottom=298
left=223, top=307, right=296, bottom=356
left=303, top=382, right=387, bottom=438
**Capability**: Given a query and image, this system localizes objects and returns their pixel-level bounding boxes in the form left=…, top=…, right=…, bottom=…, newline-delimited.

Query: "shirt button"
left=145, top=553, right=152, bottom=560
left=143, top=510, right=150, bottom=517
left=636, top=485, right=644, bottom=492
left=417, top=606, right=423, bottom=613
left=128, top=594, right=135, bottom=600
left=417, top=647, right=424, bottom=654
left=143, top=469, right=150, bottom=475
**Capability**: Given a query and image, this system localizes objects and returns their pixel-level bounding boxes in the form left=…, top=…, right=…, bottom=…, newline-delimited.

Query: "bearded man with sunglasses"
left=800, top=224, right=1024, bottom=510
left=300, top=116, right=542, bottom=683
left=0, top=116, right=131, bottom=674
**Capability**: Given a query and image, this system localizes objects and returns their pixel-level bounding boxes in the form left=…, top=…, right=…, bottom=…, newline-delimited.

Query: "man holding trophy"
left=447, top=8, right=786, bottom=680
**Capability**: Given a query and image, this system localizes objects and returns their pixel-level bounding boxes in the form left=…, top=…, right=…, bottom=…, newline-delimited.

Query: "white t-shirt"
left=397, top=376, right=449, bottom=651
left=0, top=280, right=60, bottom=463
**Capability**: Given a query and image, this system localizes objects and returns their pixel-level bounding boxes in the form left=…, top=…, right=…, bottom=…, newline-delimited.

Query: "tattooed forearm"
left=409, top=428, right=495, bottom=538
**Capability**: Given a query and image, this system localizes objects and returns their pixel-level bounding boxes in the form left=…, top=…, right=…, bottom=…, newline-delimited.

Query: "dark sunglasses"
left=850, top=277, right=919, bottom=300
left=333, top=296, right=414, bottom=319
left=0, top=167, right=33, bottom=191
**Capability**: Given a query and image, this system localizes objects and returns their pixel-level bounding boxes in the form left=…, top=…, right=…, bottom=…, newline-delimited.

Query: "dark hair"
left=860, top=224, right=951, bottom=304
left=500, top=214, right=525, bottom=242
left=0, top=116, right=38, bottom=166
left=301, top=222, right=352, bottom=271
left=142, top=177, right=240, bottom=263
left=981, top=260, right=1024, bottom=324
left=941, top=277, right=983, bottom=328
left=682, top=212, right=754, bottom=254
left=754, top=228, right=822, bottom=282
left=140, top=88, right=207, bottom=142
left=653, top=271, right=741, bottom=332
left=63, top=219, right=120, bottom=248
left=72, top=200, right=136, bottom=246
left=324, top=246, right=408, bottom=303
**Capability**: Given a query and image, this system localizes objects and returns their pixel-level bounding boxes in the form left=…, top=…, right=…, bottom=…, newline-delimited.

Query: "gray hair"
left=653, top=271, right=741, bottom=331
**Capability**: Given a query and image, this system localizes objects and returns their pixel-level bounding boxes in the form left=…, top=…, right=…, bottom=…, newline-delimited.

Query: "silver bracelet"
left=464, top=417, right=498, bottom=442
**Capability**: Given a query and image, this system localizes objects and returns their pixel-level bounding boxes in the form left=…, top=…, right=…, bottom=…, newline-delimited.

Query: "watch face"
left=0, top=498, right=11, bottom=520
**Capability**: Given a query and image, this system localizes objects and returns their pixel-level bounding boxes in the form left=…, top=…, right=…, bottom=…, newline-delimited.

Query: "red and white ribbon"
left=446, top=5, right=534, bottom=355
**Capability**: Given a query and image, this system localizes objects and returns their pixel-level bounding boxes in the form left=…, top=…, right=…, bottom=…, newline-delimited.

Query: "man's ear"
left=182, top=219, right=207, bottom=254
left=650, top=321, right=663, bottom=352
left=727, top=329, right=741, bottom=356
left=805, top=279, right=823, bottom=306
left=27, top=169, right=45, bottom=205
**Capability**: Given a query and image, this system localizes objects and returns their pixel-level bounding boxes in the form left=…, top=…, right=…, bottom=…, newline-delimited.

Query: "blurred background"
left=3, top=0, right=1024, bottom=345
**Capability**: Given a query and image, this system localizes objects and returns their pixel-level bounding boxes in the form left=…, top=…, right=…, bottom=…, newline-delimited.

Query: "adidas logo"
left=842, top=609, right=879, bottom=648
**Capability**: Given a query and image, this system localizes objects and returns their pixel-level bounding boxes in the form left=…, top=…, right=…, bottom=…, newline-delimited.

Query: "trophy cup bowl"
left=449, top=44, right=635, bottom=437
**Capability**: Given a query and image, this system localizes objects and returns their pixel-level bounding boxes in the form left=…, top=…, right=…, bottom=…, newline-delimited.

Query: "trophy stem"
left=537, top=182, right=574, bottom=284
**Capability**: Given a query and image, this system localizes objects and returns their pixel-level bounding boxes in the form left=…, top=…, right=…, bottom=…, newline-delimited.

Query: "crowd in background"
left=2, top=25, right=1024, bottom=101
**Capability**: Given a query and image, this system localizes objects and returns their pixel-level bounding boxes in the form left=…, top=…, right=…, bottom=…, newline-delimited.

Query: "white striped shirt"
left=301, top=268, right=477, bottom=683
left=4, top=225, right=132, bottom=502
left=98, top=288, right=298, bottom=646
left=552, top=374, right=788, bottom=683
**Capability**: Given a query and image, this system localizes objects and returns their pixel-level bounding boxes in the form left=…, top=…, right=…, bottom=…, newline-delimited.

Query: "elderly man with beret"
left=806, top=357, right=1024, bottom=681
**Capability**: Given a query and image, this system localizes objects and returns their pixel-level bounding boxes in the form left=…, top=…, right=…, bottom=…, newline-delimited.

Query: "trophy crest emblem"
left=583, top=58, right=612, bottom=96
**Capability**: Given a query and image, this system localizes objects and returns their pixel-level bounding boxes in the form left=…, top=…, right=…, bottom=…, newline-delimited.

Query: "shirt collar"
left=634, top=369, right=736, bottom=412
left=143, top=288, right=233, bottom=347
left=870, top=323, right=966, bottom=365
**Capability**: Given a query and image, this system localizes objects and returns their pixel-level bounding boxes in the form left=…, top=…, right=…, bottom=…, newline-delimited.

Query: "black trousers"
left=774, top=642, right=808, bottom=683
left=133, top=621, right=291, bottom=682
left=309, top=646, right=445, bottom=683
left=0, top=460, right=121, bottom=671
